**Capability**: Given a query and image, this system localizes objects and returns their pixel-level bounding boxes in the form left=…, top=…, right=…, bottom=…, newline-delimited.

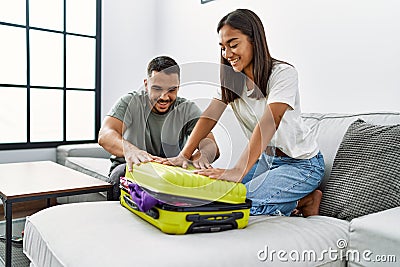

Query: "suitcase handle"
left=123, top=195, right=159, bottom=219
left=186, top=212, right=243, bottom=233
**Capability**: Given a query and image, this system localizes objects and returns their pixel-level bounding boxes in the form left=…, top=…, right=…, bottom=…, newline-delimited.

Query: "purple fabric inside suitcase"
left=128, top=183, right=163, bottom=212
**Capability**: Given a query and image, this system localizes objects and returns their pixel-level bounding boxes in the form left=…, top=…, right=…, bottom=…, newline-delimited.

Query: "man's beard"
left=150, top=99, right=172, bottom=114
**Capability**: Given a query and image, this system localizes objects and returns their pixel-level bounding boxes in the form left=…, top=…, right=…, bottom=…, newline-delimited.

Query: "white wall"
left=101, top=0, right=159, bottom=119
left=153, top=0, right=400, bottom=113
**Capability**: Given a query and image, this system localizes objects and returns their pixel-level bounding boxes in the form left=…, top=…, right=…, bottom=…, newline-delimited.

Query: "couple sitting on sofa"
left=98, top=9, right=323, bottom=217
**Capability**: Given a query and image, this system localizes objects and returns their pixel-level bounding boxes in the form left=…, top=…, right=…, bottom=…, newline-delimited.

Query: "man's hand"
left=159, top=137, right=218, bottom=169
left=123, top=139, right=160, bottom=171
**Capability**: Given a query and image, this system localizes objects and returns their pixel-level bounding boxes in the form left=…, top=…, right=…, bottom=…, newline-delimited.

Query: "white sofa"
left=23, top=111, right=400, bottom=267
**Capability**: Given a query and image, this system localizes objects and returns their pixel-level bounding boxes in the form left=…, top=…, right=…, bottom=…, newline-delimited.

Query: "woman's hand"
left=158, top=153, right=192, bottom=169
left=194, top=168, right=244, bottom=183
left=190, top=151, right=213, bottom=169
left=158, top=152, right=213, bottom=169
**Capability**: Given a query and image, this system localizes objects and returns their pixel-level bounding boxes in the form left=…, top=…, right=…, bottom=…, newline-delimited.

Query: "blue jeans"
left=241, top=152, right=325, bottom=216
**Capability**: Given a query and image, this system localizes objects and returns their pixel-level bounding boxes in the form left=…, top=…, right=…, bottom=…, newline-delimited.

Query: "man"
left=98, top=56, right=219, bottom=200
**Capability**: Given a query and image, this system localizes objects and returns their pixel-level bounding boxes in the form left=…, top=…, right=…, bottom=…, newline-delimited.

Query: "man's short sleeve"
left=182, top=101, right=202, bottom=135
left=107, top=93, right=133, bottom=122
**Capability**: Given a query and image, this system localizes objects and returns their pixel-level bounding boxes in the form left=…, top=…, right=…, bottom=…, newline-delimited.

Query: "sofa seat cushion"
left=65, top=157, right=111, bottom=183
left=348, top=206, right=400, bottom=267
left=24, top=201, right=349, bottom=267
left=56, top=143, right=111, bottom=165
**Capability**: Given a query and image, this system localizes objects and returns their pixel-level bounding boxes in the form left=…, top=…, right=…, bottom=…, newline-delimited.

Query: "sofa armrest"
left=56, top=143, right=111, bottom=165
left=348, top=207, right=400, bottom=266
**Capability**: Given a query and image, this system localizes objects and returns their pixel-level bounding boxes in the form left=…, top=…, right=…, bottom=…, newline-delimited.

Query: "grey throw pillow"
left=319, top=119, right=400, bottom=221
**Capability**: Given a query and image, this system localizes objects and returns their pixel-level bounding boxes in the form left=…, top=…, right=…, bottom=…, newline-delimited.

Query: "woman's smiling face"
left=219, top=24, right=254, bottom=78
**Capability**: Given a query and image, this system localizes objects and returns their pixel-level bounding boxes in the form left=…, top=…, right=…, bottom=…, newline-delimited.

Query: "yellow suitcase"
left=120, top=162, right=251, bottom=234
left=125, top=162, right=247, bottom=205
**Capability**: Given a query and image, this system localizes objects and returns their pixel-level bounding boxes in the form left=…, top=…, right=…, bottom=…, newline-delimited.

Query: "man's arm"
left=98, top=116, right=124, bottom=157
left=98, top=116, right=159, bottom=171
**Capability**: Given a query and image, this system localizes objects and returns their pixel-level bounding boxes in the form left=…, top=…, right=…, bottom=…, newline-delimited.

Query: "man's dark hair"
left=147, top=56, right=180, bottom=80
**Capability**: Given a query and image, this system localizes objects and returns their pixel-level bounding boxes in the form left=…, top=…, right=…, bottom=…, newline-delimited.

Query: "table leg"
left=4, top=200, right=12, bottom=267
left=107, top=187, right=114, bottom=201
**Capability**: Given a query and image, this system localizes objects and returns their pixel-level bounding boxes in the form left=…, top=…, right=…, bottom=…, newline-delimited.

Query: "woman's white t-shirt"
left=228, top=63, right=319, bottom=159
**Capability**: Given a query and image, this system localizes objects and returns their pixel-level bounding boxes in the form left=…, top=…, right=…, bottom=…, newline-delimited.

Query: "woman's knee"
left=250, top=202, right=297, bottom=216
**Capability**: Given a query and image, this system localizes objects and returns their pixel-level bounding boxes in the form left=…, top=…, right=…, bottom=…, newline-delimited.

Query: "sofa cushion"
left=57, top=143, right=111, bottom=165
left=319, top=119, right=400, bottom=221
left=24, top=201, right=349, bottom=267
left=301, top=112, right=400, bottom=191
left=348, top=206, right=400, bottom=267
left=65, top=157, right=111, bottom=183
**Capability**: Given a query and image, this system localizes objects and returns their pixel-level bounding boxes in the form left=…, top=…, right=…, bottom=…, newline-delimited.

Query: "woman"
left=166, top=9, right=324, bottom=217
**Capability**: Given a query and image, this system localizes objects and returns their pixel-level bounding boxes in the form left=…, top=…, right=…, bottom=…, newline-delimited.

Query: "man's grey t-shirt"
left=107, top=90, right=202, bottom=163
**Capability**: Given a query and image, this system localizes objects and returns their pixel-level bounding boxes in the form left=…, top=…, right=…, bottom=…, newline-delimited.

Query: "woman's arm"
left=196, top=102, right=288, bottom=182
left=190, top=132, right=220, bottom=168
left=180, top=98, right=227, bottom=159
left=233, top=102, right=288, bottom=177
left=162, top=98, right=226, bottom=168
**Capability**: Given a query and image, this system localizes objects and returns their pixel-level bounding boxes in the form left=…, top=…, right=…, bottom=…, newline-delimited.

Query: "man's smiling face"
left=145, top=70, right=179, bottom=114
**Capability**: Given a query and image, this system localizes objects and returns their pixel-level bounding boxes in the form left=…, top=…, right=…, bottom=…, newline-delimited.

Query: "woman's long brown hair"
left=217, top=9, right=288, bottom=103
